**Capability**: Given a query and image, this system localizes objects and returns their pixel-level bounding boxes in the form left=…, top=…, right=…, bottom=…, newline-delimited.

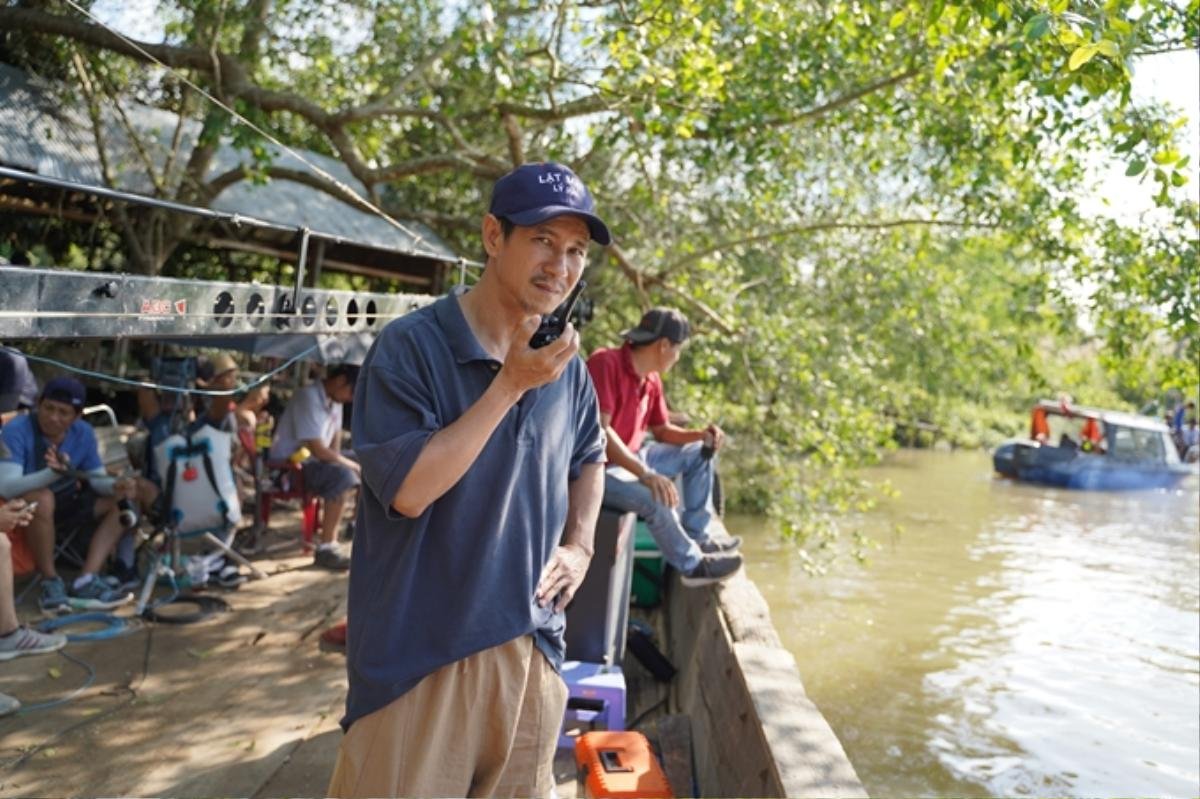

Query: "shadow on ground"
left=0, top=518, right=348, bottom=798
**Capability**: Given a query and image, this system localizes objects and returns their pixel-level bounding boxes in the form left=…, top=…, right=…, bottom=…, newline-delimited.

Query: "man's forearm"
left=651, top=423, right=705, bottom=446
left=391, top=378, right=523, bottom=517
left=603, top=424, right=649, bottom=477
left=562, top=462, right=604, bottom=555
left=306, top=439, right=355, bottom=467
left=86, top=468, right=116, bottom=496
left=0, top=464, right=56, bottom=499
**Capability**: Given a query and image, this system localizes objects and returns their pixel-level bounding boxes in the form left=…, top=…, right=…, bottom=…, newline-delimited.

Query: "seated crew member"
left=190, top=353, right=240, bottom=434
left=234, top=381, right=272, bottom=442
left=586, top=308, right=742, bottom=587
left=0, top=346, right=38, bottom=427
left=135, top=353, right=240, bottom=490
left=269, top=364, right=360, bottom=570
left=117, top=353, right=241, bottom=587
left=0, top=377, right=133, bottom=612
left=230, top=377, right=272, bottom=501
left=0, top=493, right=68, bottom=717
left=192, top=354, right=241, bottom=431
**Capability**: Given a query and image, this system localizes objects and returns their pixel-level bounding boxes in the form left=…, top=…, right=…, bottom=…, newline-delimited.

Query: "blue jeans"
left=601, top=441, right=716, bottom=573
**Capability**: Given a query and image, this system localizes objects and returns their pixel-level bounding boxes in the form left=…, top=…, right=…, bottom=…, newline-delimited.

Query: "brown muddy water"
left=728, top=448, right=1199, bottom=798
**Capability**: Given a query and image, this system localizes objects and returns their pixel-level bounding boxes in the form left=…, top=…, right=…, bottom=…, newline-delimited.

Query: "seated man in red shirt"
left=586, top=308, right=741, bottom=586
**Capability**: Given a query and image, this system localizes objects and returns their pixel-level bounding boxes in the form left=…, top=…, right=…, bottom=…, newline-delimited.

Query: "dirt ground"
left=0, top=514, right=584, bottom=798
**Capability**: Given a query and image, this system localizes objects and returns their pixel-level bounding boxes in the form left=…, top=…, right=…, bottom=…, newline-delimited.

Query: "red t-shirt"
left=586, top=343, right=668, bottom=454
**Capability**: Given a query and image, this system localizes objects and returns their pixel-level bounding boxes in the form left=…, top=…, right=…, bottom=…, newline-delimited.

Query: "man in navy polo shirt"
left=329, top=163, right=608, bottom=798
left=0, top=377, right=132, bottom=612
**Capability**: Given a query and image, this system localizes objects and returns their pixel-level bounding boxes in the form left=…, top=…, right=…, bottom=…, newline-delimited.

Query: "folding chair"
left=135, top=423, right=264, bottom=615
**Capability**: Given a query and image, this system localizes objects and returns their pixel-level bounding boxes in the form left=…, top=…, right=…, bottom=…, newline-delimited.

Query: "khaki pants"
left=328, top=635, right=568, bottom=798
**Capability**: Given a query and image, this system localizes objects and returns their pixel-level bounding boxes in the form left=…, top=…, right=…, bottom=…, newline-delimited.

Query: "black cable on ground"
left=141, top=593, right=230, bottom=625
left=1, top=623, right=154, bottom=772
left=13, top=650, right=96, bottom=714
left=628, top=695, right=669, bottom=730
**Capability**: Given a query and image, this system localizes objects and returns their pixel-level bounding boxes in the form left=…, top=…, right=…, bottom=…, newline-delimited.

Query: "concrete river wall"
left=665, top=570, right=866, bottom=797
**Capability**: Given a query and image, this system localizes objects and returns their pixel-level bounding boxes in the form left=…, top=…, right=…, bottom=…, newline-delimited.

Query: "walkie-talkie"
left=529, top=280, right=587, bottom=349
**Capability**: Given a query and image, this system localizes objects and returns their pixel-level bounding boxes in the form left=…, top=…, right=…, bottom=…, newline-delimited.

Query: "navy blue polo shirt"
left=343, top=291, right=605, bottom=731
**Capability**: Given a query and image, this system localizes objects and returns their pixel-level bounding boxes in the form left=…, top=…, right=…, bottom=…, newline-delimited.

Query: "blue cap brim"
left=506, top=206, right=611, bottom=246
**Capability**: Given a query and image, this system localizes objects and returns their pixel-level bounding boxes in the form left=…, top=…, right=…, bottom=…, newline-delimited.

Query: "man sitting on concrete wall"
left=586, top=308, right=742, bottom=586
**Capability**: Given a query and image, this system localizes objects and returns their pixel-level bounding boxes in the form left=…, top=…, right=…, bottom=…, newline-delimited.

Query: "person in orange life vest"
left=1080, top=417, right=1104, bottom=453
left=1030, top=407, right=1050, bottom=443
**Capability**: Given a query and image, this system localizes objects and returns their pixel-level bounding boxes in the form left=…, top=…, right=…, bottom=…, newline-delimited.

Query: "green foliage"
left=3, top=0, right=1196, bottom=564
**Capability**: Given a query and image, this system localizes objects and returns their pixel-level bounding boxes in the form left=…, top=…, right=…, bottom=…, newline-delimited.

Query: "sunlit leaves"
left=5, top=0, right=1195, bottom=559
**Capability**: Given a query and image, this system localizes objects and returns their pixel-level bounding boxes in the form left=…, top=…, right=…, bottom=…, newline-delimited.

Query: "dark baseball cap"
left=41, top=376, right=86, bottom=409
left=622, top=308, right=691, bottom=345
left=488, top=162, right=611, bottom=245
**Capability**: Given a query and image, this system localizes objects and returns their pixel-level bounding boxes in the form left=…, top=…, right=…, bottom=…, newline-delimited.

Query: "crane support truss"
left=0, top=265, right=435, bottom=362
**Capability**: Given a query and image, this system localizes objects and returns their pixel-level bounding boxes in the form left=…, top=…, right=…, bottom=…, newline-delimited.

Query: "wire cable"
left=2, top=342, right=318, bottom=397
left=13, top=649, right=97, bottom=715
left=1, top=625, right=155, bottom=771
left=627, top=695, right=669, bottom=730
left=37, top=612, right=143, bottom=643
left=142, top=593, right=230, bottom=625
left=0, top=310, right=417, bottom=321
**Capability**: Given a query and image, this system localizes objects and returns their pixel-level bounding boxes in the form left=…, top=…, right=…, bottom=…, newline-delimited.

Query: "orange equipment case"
left=574, top=730, right=673, bottom=799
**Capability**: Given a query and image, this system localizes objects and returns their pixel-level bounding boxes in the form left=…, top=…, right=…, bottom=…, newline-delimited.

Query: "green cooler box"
left=631, top=520, right=664, bottom=608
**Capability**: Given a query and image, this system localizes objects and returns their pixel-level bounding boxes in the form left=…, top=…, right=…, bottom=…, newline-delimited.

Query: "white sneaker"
left=0, top=625, right=68, bottom=661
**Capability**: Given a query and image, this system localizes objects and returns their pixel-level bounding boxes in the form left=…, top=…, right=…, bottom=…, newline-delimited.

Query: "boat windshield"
left=1109, top=425, right=1177, bottom=464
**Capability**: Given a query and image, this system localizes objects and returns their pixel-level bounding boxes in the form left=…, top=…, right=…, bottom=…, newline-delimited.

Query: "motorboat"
left=993, top=400, right=1192, bottom=490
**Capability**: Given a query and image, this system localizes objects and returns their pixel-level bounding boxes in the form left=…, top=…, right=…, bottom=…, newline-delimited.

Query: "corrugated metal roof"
left=0, top=63, right=458, bottom=263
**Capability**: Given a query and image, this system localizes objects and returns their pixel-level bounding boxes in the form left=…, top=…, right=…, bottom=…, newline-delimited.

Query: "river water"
left=727, top=449, right=1200, bottom=797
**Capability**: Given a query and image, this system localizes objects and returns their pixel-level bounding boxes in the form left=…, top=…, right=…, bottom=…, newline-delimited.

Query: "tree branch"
left=697, top=67, right=919, bottom=138
left=656, top=282, right=736, bottom=335
left=204, top=164, right=370, bottom=212
left=1, top=7, right=213, bottom=71
left=3, top=6, right=529, bottom=190
left=340, top=35, right=463, bottom=123
left=93, top=60, right=165, bottom=194
left=1132, top=42, right=1199, bottom=56
left=485, top=93, right=614, bottom=121
left=658, top=217, right=996, bottom=279
left=237, top=0, right=273, bottom=63
left=608, top=242, right=739, bottom=334
left=501, top=112, right=526, bottom=166
left=401, top=210, right=480, bottom=233
left=606, top=242, right=650, bottom=308
left=777, top=67, right=918, bottom=126
left=368, top=153, right=507, bottom=183
left=161, top=83, right=194, bottom=192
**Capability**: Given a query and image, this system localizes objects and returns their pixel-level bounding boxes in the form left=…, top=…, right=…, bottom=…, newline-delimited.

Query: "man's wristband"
left=638, top=468, right=657, bottom=482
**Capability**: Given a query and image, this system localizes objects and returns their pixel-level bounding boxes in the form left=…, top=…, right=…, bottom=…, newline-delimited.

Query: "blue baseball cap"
left=41, top=376, right=86, bottom=410
left=488, top=162, right=611, bottom=245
